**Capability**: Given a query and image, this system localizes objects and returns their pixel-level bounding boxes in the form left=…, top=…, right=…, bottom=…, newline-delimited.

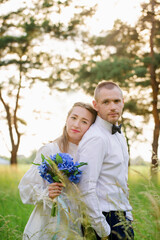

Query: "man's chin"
left=108, top=118, right=118, bottom=125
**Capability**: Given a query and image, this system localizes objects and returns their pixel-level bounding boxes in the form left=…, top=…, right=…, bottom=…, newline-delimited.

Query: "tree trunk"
left=0, top=77, right=22, bottom=165
left=149, top=0, right=159, bottom=178
left=10, top=146, right=18, bottom=165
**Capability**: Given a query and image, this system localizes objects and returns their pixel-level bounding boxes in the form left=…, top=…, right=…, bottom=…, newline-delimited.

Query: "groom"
left=77, top=81, right=134, bottom=239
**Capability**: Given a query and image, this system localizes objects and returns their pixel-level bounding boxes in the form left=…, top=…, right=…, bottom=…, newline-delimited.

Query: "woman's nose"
left=74, top=120, right=80, bottom=127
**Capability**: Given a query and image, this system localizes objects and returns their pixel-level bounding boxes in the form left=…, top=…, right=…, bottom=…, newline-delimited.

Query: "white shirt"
left=77, top=116, right=133, bottom=238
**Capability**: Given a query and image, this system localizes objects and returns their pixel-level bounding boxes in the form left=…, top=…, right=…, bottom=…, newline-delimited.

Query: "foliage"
left=0, top=0, right=96, bottom=164
left=74, top=1, right=160, bottom=171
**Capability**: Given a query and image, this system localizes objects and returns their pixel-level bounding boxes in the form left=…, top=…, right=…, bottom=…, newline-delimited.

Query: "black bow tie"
left=112, top=124, right=122, bottom=134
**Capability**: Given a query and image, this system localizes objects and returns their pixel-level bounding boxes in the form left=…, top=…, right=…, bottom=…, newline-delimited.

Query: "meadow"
left=0, top=165, right=159, bottom=240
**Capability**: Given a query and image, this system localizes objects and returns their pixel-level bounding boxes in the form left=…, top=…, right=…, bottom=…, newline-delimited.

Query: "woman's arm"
left=18, top=143, right=61, bottom=206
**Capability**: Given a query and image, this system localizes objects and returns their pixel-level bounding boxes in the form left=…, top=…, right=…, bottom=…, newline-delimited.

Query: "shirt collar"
left=95, top=116, right=113, bottom=133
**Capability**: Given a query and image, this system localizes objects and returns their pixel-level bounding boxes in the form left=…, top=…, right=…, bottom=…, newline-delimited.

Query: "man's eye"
left=104, top=101, right=109, bottom=104
left=71, top=116, right=76, bottom=119
left=82, top=121, right=87, bottom=124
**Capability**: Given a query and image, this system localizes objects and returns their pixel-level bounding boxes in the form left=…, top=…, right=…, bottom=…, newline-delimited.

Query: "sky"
left=1, top=0, right=158, bottom=163
left=86, top=0, right=144, bottom=33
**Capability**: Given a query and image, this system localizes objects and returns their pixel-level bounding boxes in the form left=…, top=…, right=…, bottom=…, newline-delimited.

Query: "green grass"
left=0, top=165, right=34, bottom=240
left=0, top=165, right=159, bottom=239
left=128, top=166, right=160, bottom=240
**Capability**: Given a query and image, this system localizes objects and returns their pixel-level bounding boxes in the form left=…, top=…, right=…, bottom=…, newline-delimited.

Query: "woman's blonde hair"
left=56, top=102, right=97, bottom=152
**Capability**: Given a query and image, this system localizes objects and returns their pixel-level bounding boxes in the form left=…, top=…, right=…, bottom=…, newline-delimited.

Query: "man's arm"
left=126, top=211, right=133, bottom=221
left=77, top=136, right=110, bottom=237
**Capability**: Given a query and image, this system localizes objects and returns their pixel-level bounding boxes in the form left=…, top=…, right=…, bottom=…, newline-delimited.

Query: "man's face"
left=93, top=87, right=124, bottom=124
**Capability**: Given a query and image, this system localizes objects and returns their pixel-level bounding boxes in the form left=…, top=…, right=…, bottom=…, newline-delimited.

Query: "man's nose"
left=109, top=101, right=116, bottom=110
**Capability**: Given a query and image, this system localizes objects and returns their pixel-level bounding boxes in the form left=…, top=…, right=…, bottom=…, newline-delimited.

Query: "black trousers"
left=95, top=211, right=134, bottom=240
left=82, top=211, right=134, bottom=240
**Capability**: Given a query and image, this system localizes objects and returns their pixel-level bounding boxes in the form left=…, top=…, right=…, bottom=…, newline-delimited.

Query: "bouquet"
left=34, top=152, right=87, bottom=216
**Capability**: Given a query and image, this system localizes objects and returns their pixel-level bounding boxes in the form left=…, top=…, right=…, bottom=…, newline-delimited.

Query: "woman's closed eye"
left=71, top=116, right=77, bottom=120
left=82, top=120, right=88, bottom=124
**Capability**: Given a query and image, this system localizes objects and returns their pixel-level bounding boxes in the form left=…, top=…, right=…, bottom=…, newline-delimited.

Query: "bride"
left=18, top=102, right=97, bottom=240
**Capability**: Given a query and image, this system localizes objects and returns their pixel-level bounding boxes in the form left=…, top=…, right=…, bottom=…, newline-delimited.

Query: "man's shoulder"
left=81, top=122, right=108, bottom=143
left=85, top=123, right=101, bottom=136
left=78, top=123, right=109, bottom=153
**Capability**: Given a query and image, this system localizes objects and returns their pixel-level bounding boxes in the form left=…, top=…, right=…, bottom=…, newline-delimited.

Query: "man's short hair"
left=94, top=81, right=123, bottom=101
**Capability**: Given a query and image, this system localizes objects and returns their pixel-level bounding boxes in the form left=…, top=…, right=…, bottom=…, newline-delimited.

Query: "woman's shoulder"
left=34, top=141, right=60, bottom=164
left=38, top=141, right=57, bottom=152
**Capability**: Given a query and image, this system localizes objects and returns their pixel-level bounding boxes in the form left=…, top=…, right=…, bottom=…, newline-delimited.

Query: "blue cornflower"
left=58, top=159, right=74, bottom=172
left=33, top=153, right=87, bottom=218
left=45, top=174, right=54, bottom=184
left=50, top=153, right=73, bottom=163
left=69, top=172, right=82, bottom=184
left=36, top=153, right=87, bottom=184
left=38, top=160, right=50, bottom=178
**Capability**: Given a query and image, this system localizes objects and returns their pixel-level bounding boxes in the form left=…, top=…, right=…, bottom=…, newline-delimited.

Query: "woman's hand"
left=48, top=182, right=64, bottom=199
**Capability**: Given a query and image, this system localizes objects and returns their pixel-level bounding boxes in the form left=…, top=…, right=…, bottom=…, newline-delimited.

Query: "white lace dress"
left=18, top=142, right=82, bottom=240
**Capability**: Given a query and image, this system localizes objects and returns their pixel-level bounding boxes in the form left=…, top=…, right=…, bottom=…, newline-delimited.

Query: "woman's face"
left=66, top=106, right=94, bottom=145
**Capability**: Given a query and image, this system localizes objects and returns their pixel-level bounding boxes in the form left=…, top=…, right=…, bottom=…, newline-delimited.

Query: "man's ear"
left=92, top=100, right=98, bottom=111
left=122, top=98, right=124, bottom=106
